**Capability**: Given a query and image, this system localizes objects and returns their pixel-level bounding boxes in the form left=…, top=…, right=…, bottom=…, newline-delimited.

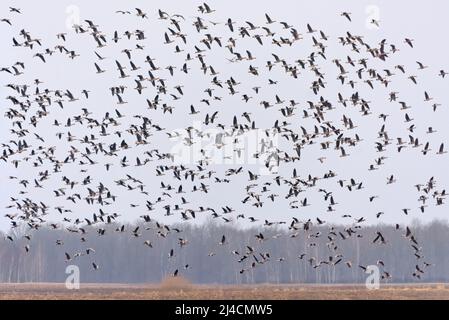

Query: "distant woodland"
left=0, top=219, right=448, bottom=284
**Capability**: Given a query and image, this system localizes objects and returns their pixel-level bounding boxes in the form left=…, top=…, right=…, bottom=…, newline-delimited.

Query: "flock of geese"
left=1, top=4, right=447, bottom=281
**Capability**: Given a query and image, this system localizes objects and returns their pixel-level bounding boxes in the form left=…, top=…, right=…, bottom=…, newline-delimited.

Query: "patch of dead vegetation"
left=158, top=276, right=193, bottom=291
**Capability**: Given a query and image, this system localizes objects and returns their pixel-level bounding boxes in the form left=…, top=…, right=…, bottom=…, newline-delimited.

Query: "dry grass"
left=0, top=283, right=448, bottom=300
left=159, top=276, right=192, bottom=290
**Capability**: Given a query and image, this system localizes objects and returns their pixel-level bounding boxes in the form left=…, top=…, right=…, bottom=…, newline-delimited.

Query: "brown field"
left=0, top=280, right=449, bottom=300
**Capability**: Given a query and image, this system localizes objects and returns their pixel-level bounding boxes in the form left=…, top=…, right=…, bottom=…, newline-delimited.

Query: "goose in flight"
left=437, top=143, right=447, bottom=155
left=201, top=3, right=215, bottom=14
left=439, top=70, right=448, bottom=78
left=9, top=7, right=21, bottom=14
left=373, top=232, right=386, bottom=244
left=135, top=8, right=148, bottom=18
left=341, top=12, right=352, bottom=22
left=94, top=62, right=105, bottom=74
left=405, top=38, right=414, bottom=48
left=265, top=13, right=276, bottom=24
left=370, top=19, right=380, bottom=27
left=417, top=61, right=428, bottom=69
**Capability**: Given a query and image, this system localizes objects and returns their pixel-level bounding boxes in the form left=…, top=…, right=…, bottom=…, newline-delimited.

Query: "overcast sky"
left=1, top=0, right=449, bottom=232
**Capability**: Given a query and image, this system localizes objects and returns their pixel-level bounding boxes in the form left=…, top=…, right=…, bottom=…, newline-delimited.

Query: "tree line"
left=0, top=219, right=447, bottom=284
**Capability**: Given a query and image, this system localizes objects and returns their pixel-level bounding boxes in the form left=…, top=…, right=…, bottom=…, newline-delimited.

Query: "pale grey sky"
left=1, top=0, right=449, bottom=231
